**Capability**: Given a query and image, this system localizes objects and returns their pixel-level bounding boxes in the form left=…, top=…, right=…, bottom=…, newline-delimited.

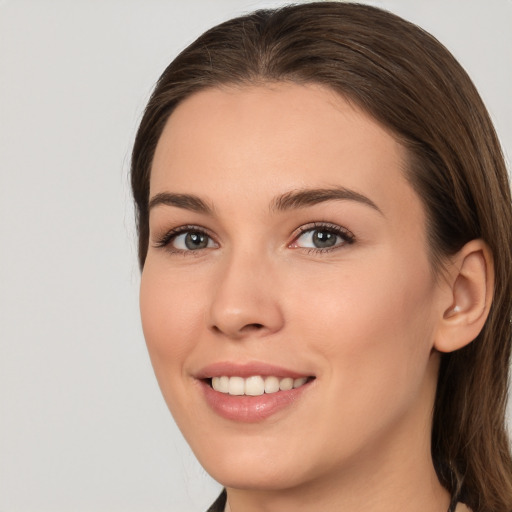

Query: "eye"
left=173, top=231, right=215, bottom=250
left=290, top=223, right=354, bottom=251
left=154, top=226, right=217, bottom=253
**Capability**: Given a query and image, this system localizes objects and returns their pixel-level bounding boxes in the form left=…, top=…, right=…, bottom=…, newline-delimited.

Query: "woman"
left=131, top=3, right=512, bottom=511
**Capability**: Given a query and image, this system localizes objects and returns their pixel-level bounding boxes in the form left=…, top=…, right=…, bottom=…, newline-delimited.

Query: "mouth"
left=205, top=375, right=314, bottom=396
left=196, top=363, right=316, bottom=422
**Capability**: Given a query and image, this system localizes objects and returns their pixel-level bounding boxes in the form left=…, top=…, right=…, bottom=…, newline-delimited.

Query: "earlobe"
left=434, top=239, right=494, bottom=353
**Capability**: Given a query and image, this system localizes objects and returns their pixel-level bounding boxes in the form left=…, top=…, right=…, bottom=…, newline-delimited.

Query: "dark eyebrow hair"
left=148, top=192, right=213, bottom=214
left=148, top=187, right=382, bottom=217
left=270, top=187, right=383, bottom=214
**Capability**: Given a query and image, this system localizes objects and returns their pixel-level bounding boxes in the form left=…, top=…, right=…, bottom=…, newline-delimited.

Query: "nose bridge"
left=208, top=243, right=284, bottom=339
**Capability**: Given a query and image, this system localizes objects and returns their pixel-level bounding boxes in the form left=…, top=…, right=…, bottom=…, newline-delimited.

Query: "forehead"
left=150, top=82, right=420, bottom=224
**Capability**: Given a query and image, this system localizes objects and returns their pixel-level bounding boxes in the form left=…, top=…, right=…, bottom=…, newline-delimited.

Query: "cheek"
left=288, top=253, right=437, bottom=396
left=282, top=258, right=439, bottom=460
left=139, top=263, right=204, bottom=378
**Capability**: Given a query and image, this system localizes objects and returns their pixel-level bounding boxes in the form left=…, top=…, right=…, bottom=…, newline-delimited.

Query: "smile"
left=211, top=375, right=309, bottom=396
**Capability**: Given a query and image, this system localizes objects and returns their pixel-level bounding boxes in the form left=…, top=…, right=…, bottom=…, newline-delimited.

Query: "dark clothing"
left=206, top=488, right=465, bottom=512
left=206, top=489, right=227, bottom=512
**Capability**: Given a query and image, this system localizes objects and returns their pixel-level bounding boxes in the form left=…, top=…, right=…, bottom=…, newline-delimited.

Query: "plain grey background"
left=1, top=0, right=510, bottom=511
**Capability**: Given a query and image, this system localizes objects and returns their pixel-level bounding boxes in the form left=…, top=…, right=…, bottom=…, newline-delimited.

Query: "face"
left=140, top=83, right=446, bottom=492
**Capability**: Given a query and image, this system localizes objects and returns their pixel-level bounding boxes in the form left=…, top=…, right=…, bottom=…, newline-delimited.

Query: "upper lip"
left=195, top=361, right=313, bottom=380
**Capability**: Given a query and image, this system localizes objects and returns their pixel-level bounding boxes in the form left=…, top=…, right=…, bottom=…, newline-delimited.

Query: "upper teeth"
left=211, top=375, right=308, bottom=396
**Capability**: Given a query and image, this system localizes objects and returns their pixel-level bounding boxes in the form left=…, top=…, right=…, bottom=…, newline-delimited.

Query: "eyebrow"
left=148, top=192, right=213, bottom=214
left=270, top=187, right=383, bottom=214
left=148, top=186, right=382, bottom=216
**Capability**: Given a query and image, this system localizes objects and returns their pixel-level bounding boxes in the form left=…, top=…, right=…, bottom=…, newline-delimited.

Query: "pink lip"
left=196, top=361, right=311, bottom=379
left=194, top=361, right=315, bottom=423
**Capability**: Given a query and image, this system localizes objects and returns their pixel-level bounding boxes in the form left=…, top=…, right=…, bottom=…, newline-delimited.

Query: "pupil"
left=185, top=232, right=208, bottom=250
left=313, top=230, right=337, bottom=248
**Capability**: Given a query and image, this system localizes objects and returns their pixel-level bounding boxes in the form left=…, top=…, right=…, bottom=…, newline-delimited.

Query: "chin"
left=209, top=464, right=306, bottom=492
left=193, top=440, right=311, bottom=492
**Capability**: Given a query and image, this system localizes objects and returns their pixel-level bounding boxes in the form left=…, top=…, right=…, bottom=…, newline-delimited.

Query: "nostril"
left=211, top=322, right=264, bottom=336
left=244, top=323, right=264, bottom=331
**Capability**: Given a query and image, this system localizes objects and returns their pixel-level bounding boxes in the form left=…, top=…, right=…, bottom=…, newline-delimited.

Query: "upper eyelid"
left=152, top=224, right=217, bottom=248
left=151, top=221, right=355, bottom=249
left=292, top=222, right=355, bottom=239
left=289, top=223, right=356, bottom=252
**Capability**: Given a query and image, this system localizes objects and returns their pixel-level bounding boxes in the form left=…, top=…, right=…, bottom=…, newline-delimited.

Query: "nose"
left=208, top=249, right=285, bottom=340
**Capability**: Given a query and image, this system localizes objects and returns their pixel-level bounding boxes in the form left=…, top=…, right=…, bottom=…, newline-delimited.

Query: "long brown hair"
left=131, top=3, right=512, bottom=510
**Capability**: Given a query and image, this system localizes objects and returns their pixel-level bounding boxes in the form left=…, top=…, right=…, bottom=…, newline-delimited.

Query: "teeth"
left=228, top=376, right=245, bottom=396
left=294, top=377, right=307, bottom=388
left=211, top=375, right=309, bottom=396
left=218, top=376, right=229, bottom=393
left=279, top=377, right=293, bottom=391
left=245, top=376, right=265, bottom=396
left=264, top=376, right=279, bottom=394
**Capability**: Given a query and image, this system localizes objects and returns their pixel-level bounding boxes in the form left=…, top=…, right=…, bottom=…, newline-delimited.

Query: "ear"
left=434, top=239, right=494, bottom=353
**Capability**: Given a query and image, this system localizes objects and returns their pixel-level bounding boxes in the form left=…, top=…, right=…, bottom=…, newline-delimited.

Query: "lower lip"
left=200, top=379, right=313, bottom=423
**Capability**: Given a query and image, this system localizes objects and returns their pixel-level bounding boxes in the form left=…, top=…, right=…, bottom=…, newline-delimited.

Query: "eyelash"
left=153, top=225, right=218, bottom=254
left=153, top=222, right=355, bottom=255
left=291, top=222, right=355, bottom=253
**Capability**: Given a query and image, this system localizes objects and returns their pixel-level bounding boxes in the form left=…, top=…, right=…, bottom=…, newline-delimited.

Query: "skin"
left=140, top=83, right=486, bottom=511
